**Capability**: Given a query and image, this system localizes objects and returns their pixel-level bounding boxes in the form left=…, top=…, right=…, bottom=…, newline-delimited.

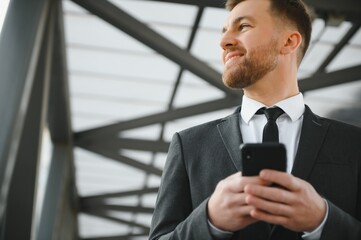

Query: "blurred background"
left=0, top=0, right=360, bottom=239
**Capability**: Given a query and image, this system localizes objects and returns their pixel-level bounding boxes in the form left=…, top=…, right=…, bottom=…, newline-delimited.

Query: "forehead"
left=224, top=0, right=273, bottom=27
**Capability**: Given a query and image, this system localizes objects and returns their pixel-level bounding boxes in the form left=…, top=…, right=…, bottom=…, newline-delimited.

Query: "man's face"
left=220, top=0, right=281, bottom=89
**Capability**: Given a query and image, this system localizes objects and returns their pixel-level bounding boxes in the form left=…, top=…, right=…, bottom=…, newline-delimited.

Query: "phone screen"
left=240, top=143, right=287, bottom=176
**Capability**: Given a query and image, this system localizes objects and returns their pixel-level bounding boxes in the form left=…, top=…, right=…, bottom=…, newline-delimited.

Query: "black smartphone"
left=240, top=143, right=287, bottom=176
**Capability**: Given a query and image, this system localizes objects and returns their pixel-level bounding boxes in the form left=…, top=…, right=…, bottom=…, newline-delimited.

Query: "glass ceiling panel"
left=69, top=74, right=174, bottom=104
left=64, top=14, right=153, bottom=54
left=78, top=213, right=131, bottom=238
left=327, top=46, right=361, bottom=71
left=120, top=149, right=155, bottom=166
left=319, top=21, right=352, bottom=44
left=350, top=28, right=361, bottom=45
left=199, top=7, right=228, bottom=30
left=71, top=97, right=166, bottom=132
left=180, top=70, right=218, bottom=86
left=310, top=19, right=326, bottom=41
left=191, top=28, right=223, bottom=63
left=149, top=23, right=192, bottom=48
left=67, top=48, right=179, bottom=81
left=191, top=7, right=227, bottom=63
left=173, top=79, right=225, bottom=108
left=71, top=116, right=118, bottom=132
left=299, top=42, right=334, bottom=73
left=63, top=0, right=87, bottom=13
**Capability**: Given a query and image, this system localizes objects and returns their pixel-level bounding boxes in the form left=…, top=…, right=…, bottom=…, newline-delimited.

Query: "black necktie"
left=256, top=107, right=284, bottom=142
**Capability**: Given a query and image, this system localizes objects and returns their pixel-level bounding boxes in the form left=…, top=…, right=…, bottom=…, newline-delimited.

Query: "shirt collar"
left=241, top=93, right=305, bottom=124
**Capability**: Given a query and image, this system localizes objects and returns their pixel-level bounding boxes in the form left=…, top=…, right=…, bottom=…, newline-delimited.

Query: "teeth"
left=226, top=55, right=241, bottom=64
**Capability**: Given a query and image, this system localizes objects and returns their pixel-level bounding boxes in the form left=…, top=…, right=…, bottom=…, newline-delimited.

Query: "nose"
left=220, top=31, right=238, bottom=50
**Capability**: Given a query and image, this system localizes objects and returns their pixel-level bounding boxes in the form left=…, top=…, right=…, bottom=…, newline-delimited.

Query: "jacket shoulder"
left=306, top=105, right=361, bottom=138
left=177, top=109, right=239, bottom=137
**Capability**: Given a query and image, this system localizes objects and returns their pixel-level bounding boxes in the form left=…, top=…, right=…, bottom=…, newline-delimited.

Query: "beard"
left=222, top=37, right=279, bottom=89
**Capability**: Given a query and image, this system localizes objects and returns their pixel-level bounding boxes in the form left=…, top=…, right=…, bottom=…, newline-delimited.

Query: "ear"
left=280, top=31, right=302, bottom=55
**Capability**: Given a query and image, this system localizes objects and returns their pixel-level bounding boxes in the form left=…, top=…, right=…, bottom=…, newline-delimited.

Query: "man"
left=149, top=0, right=361, bottom=239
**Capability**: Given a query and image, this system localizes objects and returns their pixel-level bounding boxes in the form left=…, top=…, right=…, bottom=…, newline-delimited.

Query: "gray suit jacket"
left=149, top=105, right=361, bottom=240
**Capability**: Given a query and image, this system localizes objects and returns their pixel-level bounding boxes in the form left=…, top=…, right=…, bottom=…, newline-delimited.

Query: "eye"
left=239, top=23, right=251, bottom=31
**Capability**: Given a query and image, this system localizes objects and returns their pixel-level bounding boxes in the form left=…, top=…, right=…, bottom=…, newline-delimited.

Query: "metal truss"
left=0, top=0, right=77, bottom=239
left=69, top=0, right=361, bottom=239
left=0, top=0, right=360, bottom=239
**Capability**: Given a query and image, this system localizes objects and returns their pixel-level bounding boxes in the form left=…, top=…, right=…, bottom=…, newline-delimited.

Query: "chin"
left=222, top=78, right=244, bottom=90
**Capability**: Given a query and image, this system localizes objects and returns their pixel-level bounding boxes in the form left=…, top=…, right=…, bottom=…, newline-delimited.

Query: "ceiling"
left=61, top=0, right=361, bottom=239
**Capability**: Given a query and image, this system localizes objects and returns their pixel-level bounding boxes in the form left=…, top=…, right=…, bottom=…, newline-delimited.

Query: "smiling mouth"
left=225, top=55, right=244, bottom=65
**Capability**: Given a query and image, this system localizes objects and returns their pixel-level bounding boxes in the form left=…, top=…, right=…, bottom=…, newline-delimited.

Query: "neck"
left=243, top=63, right=299, bottom=106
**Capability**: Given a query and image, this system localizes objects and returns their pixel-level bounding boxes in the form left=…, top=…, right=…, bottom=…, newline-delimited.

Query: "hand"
left=207, top=172, right=270, bottom=232
left=244, top=170, right=326, bottom=232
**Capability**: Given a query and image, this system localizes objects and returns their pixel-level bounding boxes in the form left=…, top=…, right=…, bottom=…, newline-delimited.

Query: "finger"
left=228, top=192, right=265, bottom=208
left=259, top=170, right=301, bottom=191
left=223, top=173, right=267, bottom=193
left=237, top=204, right=257, bottom=216
left=226, top=192, right=249, bottom=206
left=250, top=208, right=289, bottom=226
left=244, top=184, right=294, bottom=204
left=245, top=194, right=292, bottom=217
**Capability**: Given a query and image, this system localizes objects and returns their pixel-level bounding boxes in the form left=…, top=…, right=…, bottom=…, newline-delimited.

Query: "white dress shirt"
left=208, top=93, right=328, bottom=240
left=240, top=93, right=304, bottom=173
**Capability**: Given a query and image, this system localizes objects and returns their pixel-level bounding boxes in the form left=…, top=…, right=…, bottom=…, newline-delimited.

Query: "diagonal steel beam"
left=115, top=138, right=170, bottom=152
left=4, top=5, right=53, bottom=238
left=81, top=187, right=159, bottom=204
left=147, top=0, right=361, bottom=23
left=316, top=24, right=360, bottom=73
left=148, top=0, right=361, bottom=12
left=0, top=0, right=50, bottom=225
left=38, top=1, right=78, bottom=239
left=81, top=204, right=154, bottom=214
left=77, top=137, right=170, bottom=154
left=167, top=7, right=204, bottom=111
left=71, top=0, right=237, bottom=97
left=81, top=232, right=149, bottom=240
left=146, top=0, right=224, bottom=8
left=304, top=0, right=361, bottom=23
left=85, top=145, right=163, bottom=176
left=74, top=96, right=241, bottom=142
left=299, top=65, right=361, bottom=92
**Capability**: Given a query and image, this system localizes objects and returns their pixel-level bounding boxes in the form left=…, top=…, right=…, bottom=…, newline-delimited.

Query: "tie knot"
left=257, top=107, right=284, bottom=121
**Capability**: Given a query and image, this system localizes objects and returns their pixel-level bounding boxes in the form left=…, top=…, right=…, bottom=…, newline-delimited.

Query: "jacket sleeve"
left=320, top=151, right=361, bottom=240
left=320, top=200, right=361, bottom=239
left=148, top=133, right=215, bottom=240
left=317, top=120, right=361, bottom=240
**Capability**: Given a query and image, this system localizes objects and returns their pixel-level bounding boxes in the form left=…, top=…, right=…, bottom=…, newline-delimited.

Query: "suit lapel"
left=291, top=105, right=330, bottom=180
left=217, top=106, right=243, bottom=171
left=216, top=105, right=329, bottom=180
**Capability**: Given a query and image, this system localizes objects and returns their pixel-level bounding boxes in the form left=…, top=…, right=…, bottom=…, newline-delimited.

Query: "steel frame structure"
left=0, top=0, right=360, bottom=239
left=0, top=0, right=77, bottom=239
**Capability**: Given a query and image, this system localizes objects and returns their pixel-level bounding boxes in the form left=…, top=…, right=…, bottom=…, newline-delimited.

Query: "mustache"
left=224, top=46, right=247, bottom=55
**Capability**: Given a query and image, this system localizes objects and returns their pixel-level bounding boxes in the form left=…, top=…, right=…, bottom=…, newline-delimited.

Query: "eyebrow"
left=222, top=16, right=255, bottom=33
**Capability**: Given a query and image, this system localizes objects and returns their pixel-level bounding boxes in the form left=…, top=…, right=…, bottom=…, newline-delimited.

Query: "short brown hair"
left=225, top=0, right=312, bottom=65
